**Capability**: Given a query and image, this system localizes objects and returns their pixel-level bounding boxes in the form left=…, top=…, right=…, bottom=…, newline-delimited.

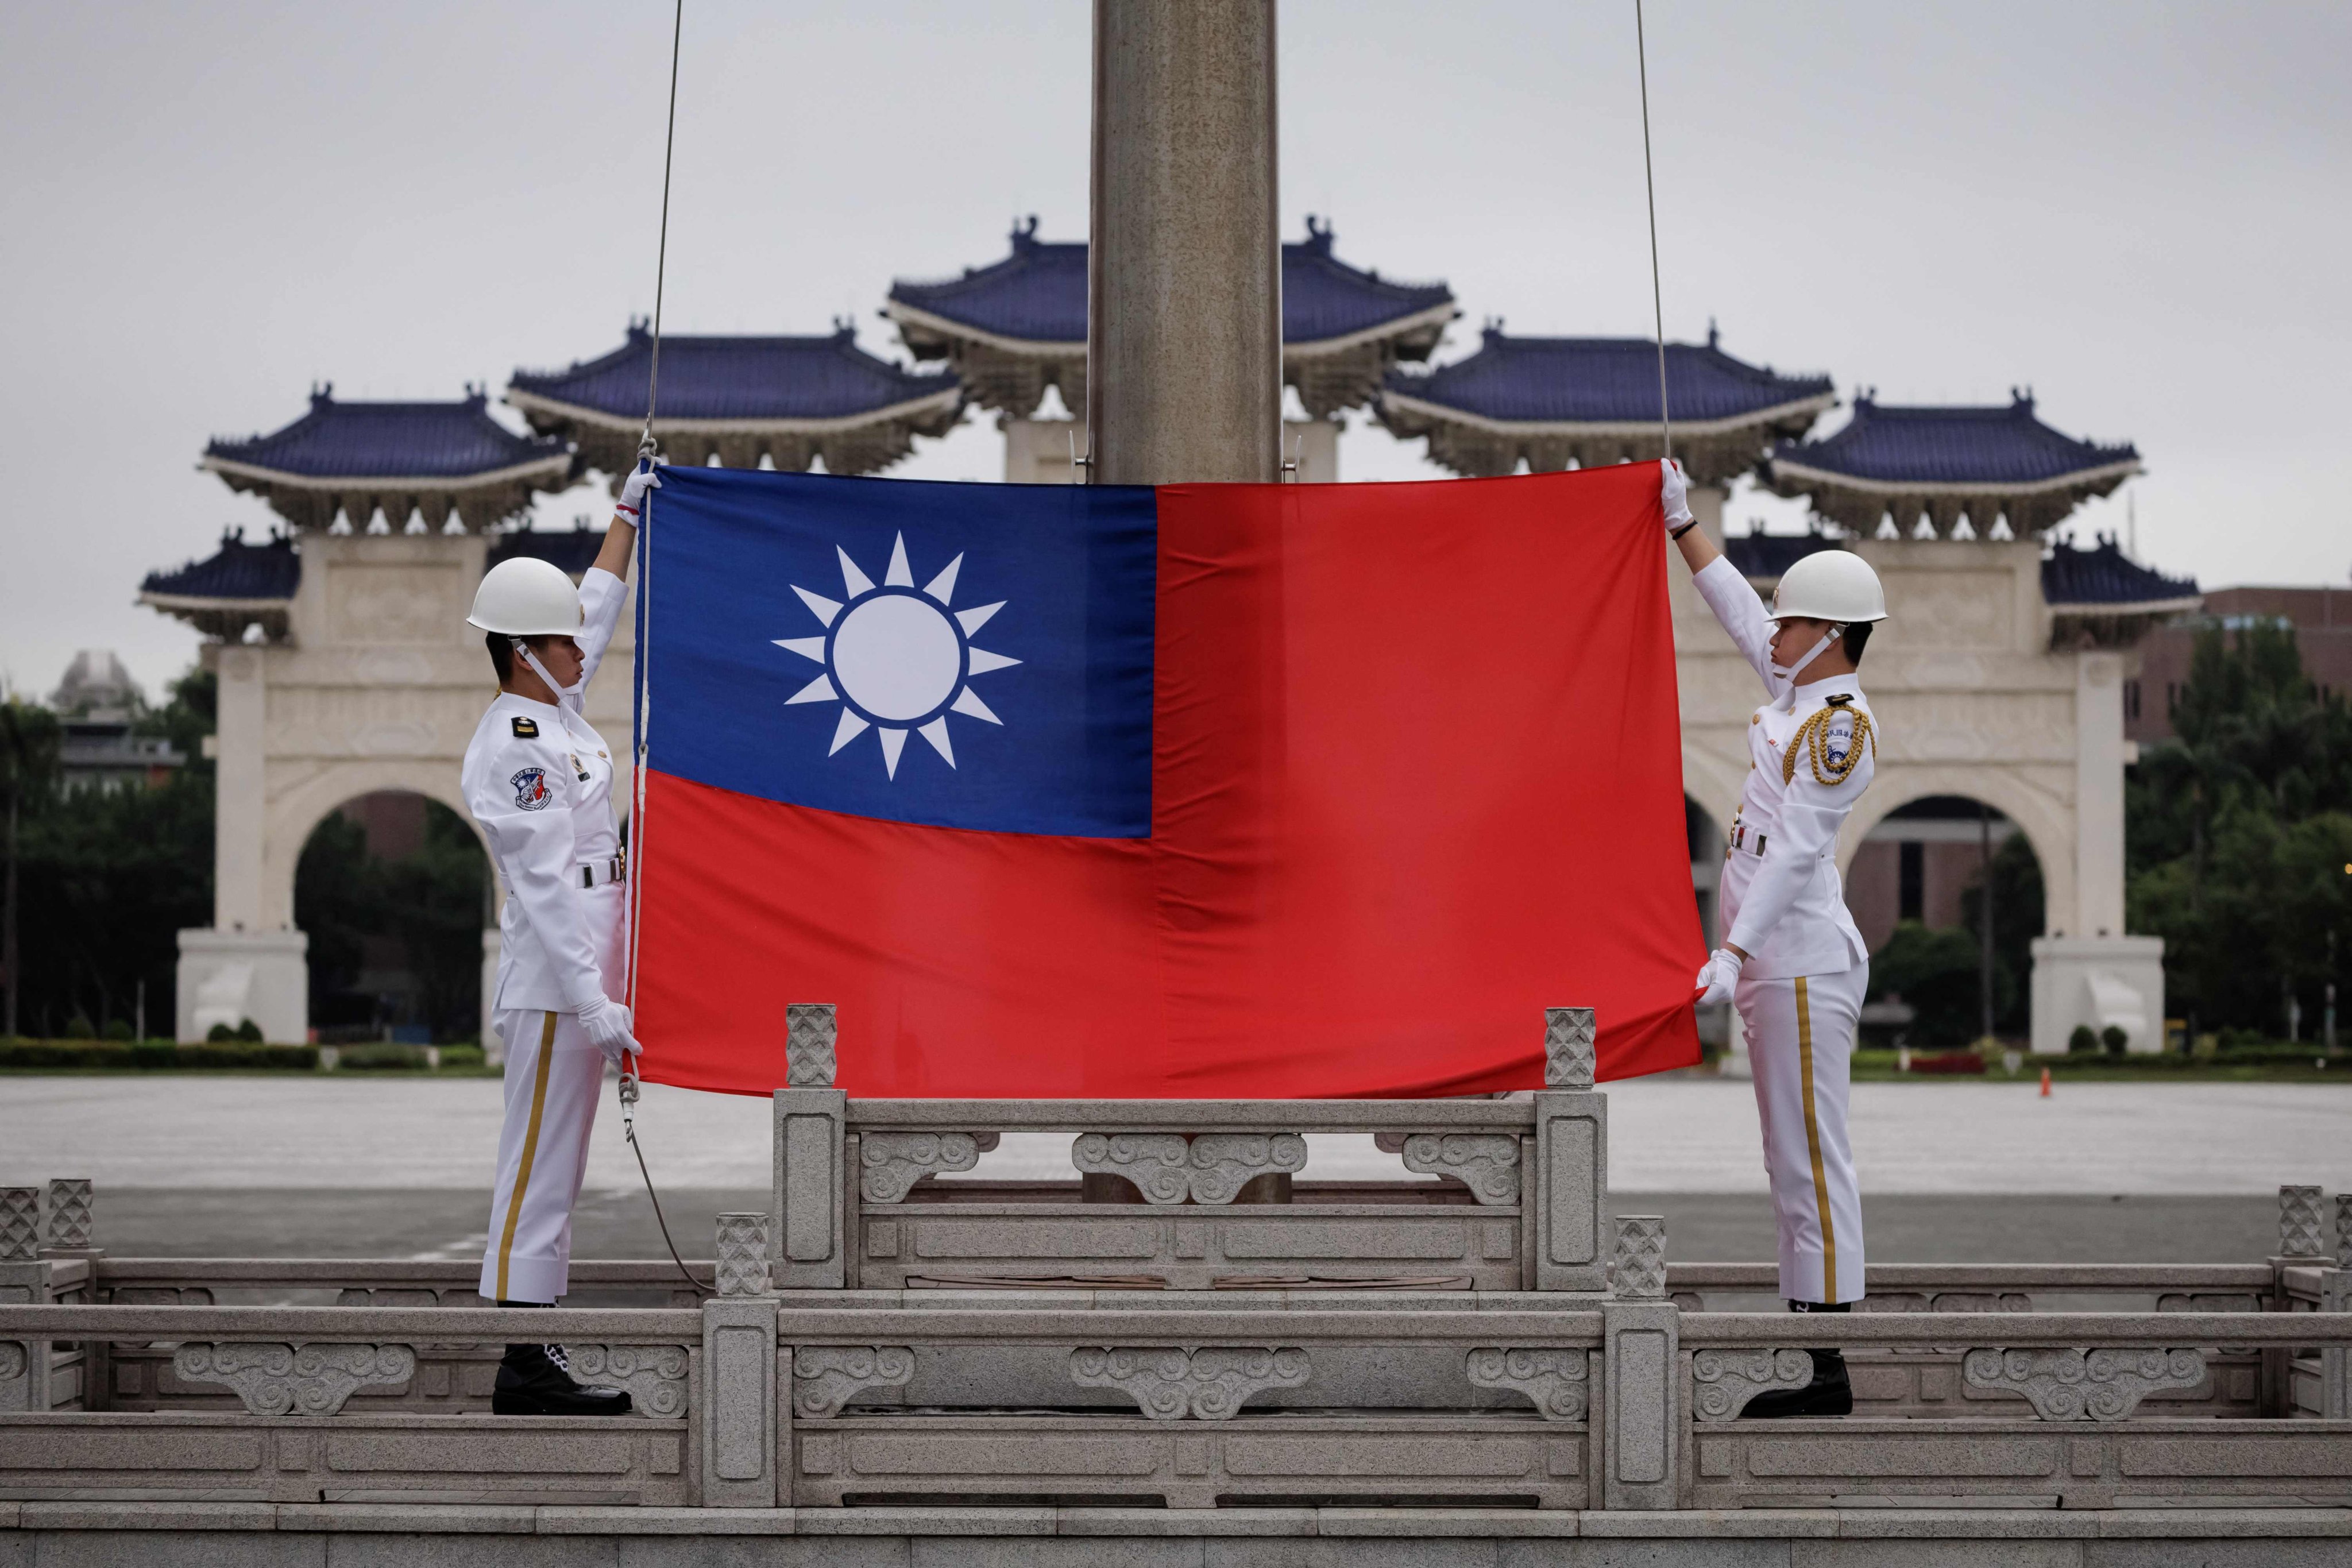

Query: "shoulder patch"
left=1824, top=693, right=1854, bottom=708
left=509, top=766, right=554, bottom=811
left=511, top=716, right=539, bottom=739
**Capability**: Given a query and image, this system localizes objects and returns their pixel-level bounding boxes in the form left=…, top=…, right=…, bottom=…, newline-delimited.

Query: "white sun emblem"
left=773, top=532, right=1020, bottom=778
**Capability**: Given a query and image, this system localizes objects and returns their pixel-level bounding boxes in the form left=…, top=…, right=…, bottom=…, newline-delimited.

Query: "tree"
left=2128, top=622, right=2352, bottom=1036
left=0, top=698, right=62, bottom=1039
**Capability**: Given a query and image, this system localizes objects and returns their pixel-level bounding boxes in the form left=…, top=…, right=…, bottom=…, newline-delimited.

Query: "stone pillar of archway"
left=176, top=643, right=308, bottom=1043
left=2030, top=648, right=2164, bottom=1054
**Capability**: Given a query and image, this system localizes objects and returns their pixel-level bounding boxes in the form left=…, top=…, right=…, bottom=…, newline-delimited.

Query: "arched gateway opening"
left=293, top=791, right=489, bottom=1045
left=1845, top=795, right=2047, bottom=1049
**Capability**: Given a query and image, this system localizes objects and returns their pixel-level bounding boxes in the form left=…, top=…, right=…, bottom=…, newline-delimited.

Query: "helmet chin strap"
left=513, top=639, right=584, bottom=712
left=1768, top=624, right=1843, bottom=712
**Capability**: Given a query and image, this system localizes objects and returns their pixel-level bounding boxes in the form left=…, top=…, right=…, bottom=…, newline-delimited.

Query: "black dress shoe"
left=1740, top=1348, right=1853, bottom=1419
left=492, top=1343, right=634, bottom=1416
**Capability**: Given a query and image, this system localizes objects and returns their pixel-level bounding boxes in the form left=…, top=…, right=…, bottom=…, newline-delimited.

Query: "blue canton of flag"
left=644, top=469, right=1158, bottom=838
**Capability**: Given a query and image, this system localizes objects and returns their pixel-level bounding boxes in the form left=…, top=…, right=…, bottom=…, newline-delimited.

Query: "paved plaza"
left=4, top=1073, right=2345, bottom=1194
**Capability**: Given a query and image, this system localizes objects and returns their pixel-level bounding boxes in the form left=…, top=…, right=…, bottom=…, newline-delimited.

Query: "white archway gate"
left=175, top=532, right=637, bottom=1055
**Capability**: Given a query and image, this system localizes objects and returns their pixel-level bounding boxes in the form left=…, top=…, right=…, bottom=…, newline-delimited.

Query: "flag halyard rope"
left=1634, top=0, right=1673, bottom=464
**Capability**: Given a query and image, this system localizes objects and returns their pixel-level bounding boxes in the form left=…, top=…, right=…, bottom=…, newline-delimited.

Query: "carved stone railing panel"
left=45, top=1179, right=92, bottom=1250
left=793, top=1345, right=915, bottom=1418
left=1611, top=1215, right=1667, bottom=1299
left=172, top=1342, right=415, bottom=1416
left=0, top=1191, right=37, bottom=1262
left=2281, top=1185, right=2326, bottom=1258
left=1691, top=1347, right=1813, bottom=1420
left=786, top=1003, right=837, bottom=1088
left=1960, top=1346, right=2207, bottom=1420
left=1184, top=1134, right=1307, bottom=1204
left=1069, top=1133, right=1306, bottom=1205
left=716, top=1213, right=770, bottom=1297
left=1465, top=1346, right=1587, bottom=1420
left=2336, top=1194, right=2352, bottom=1270
left=1072, top=1133, right=1192, bottom=1203
left=566, top=1343, right=691, bottom=1418
left=1545, top=1006, right=1596, bottom=1088
left=1069, top=1346, right=1310, bottom=1420
left=1402, top=1133, right=1520, bottom=1206
left=861, top=1132, right=984, bottom=1204
left=0, top=1341, right=26, bottom=1412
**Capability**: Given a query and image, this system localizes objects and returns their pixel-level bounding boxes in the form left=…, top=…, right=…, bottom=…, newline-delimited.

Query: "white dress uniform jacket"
left=1692, top=554, right=1879, bottom=1304
left=462, top=568, right=631, bottom=1014
left=462, top=566, right=629, bottom=1304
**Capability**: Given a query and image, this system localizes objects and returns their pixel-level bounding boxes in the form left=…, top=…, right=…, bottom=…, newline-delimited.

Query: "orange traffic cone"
left=2038, top=1067, right=2052, bottom=1098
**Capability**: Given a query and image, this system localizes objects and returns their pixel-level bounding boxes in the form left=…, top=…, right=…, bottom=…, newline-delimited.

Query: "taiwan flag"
left=627, top=464, right=1702, bottom=1097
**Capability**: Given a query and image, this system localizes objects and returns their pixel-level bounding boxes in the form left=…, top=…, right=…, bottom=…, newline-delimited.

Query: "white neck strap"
left=514, top=641, right=582, bottom=712
left=1770, top=624, right=1841, bottom=712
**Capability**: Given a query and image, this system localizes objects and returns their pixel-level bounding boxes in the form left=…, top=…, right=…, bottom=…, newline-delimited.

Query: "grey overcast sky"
left=4, top=1, right=2347, bottom=698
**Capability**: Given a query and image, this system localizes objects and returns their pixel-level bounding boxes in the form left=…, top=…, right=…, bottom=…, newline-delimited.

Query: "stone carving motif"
left=715, top=1213, right=771, bottom=1297
left=1070, top=1346, right=1310, bottom=1420
left=173, top=1342, right=415, bottom=1416
left=565, top=1344, right=690, bottom=1417
left=1691, top=1348, right=1813, bottom=1420
left=1545, top=1007, right=1597, bottom=1088
left=0, top=1341, right=25, bottom=1414
left=792, top=1345, right=914, bottom=1418
left=1465, top=1346, right=1588, bottom=1421
left=1072, top=1133, right=1191, bottom=1203
left=2336, top=1193, right=2352, bottom=1271
left=0, top=1342, right=24, bottom=1381
left=861, top=1132, right=983, bottom=1204
left=1960, top=1346, right=2207, bottom=1421
left=44, top=1179, right=92, bottom=1249
left=1071, top=1133, right=1307, bottom=1206
left=0, top=1189, right=37, bottom=1261
left=786, top=1004, right=837, bottom=1087
left=1184, top=1134, right=1307, bottom=1204
left=2282, top=1185, right=2326, bottom=1258
left=1402, top=1134, right=1522, bottom=1205
left=1611, top=1215, right=1667, bottom=1299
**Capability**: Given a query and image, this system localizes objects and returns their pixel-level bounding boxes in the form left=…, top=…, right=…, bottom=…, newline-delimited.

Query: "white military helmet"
left=1769, top=550, right=1887, bottom=625
left=467, top=557, right=583, bottom=636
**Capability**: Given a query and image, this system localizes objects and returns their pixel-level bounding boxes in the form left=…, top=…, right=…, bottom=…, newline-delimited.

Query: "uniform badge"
left=510, top=767, right=553, bottom=810
left=1825, top=721, right=1853, bottom=767
left=511, top=716, right=539, bottom=739
left=567, top=752, right=589, bottom=782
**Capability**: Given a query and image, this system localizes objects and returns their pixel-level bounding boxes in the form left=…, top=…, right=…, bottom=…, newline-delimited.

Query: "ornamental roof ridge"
left=2041, top=531, right=2199, bottom=609
left=507, top=322, right=959, bottom=426
left=1772, top=391, right=2141, bottom=488
left=1380, top=326, right=1835, bottom=426
left=202, top=388, right=568, bottom=482
left=139, top=525, right=302, bottom=603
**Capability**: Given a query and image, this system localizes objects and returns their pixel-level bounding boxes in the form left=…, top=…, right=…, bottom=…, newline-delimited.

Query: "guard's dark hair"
left=486, top=631, right=515, bottom=682
left=1843, top=621, right=1873, bottom=666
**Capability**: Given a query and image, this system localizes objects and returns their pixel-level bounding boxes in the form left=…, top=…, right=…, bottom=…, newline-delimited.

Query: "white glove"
left=1660, top=459, right=1693, bottom=534
left=575, top=994, right=639, bottom=1064
left=616, top=466, right=663, bottom=520
left=1693, top=947, right=1743, bottom=1007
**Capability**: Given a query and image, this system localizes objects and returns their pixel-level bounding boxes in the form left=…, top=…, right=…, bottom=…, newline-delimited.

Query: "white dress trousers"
left=1735, top=963, right=1868, bottom=1303
left=482, top=1008, right=609, bottom=1304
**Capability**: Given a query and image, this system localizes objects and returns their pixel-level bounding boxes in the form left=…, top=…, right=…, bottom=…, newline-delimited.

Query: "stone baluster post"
left=0, top=1188, right=48, bottom=1413
left=1533, top=1007, right=1609, bottom=1291
left=2268, top=1185, right=2328, bottom=1413
left=1601, top=1215, right=1678, bottom=1509
left=772, top=1005, right=847, bottom=1289
left=700, top=1291, right=781, bottom=1507
left=2326, top=1194, right=2352, bottom=1420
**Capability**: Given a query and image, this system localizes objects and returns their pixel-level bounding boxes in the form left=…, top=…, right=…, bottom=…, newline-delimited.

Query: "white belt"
left=1728, top=821, right=1768, bottom=858
left=578, top=852, right=627, bottom=889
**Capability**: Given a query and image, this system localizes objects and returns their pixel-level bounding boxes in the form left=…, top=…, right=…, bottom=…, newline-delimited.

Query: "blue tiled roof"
left=509, top=325, right=956, bottom=421
left=886, top=217, right=1455, bottom=347
left=1774, top=393, right=2138, bottom=486
left=1382, top=325, right=1832, bottom=424
left=204, top=389, right=567, bottom=480
left=489, top=524, right=604, bottom=578
left=1724, top=531, right=1843, bottom=580
left=140, top=528, right=300, bottom=601
left=2042, top=535, right=2198, bottom=608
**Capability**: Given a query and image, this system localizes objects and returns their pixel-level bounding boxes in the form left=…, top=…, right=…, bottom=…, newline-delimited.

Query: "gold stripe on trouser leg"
left=494, top=1011, right=559, bottom=1302
left=1794, top=977, right=1837, bottom=1301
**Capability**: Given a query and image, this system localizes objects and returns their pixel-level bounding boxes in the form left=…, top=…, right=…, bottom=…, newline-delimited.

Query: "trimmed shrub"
left=103, top=1019, right=134, bottom=1041
left=437, top=1044, right=486, bottom=1070
left=64, top=1015, right=96, bottom=1038
left=2068, top=1024, right=2099, bottom=1055
left=2101, top=1024, right=2129, bottom=1057
left=337, top=1043, right=427, bottom=1072
left=206, top=1022, right=237, bottom=1042
left=234, top=1019, right=263, bottom=1042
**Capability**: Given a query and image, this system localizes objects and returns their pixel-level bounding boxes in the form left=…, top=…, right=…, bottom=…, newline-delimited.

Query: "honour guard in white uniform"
left=461, top=466, right=659, bottom=1415
left=1664, top=460, right=1886, bottom=1418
